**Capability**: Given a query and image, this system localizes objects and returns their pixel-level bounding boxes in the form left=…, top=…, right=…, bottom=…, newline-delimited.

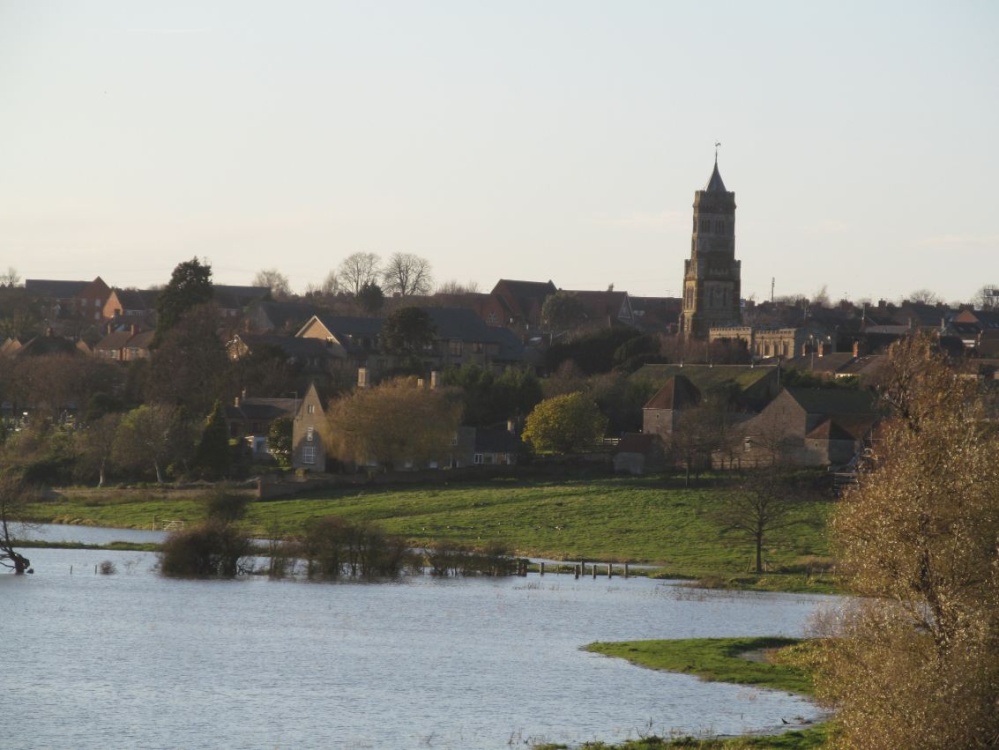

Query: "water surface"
left=5, top=543, right=831, bottom=749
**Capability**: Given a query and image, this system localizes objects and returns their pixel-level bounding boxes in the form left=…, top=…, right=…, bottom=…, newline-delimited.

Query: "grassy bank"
left=535, top=638, right=829, bottom=750
left=25, top=476, right=836, bottom=587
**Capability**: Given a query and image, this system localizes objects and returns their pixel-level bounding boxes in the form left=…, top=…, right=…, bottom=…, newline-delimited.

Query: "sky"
left=1, top=1, right=997, bottom=305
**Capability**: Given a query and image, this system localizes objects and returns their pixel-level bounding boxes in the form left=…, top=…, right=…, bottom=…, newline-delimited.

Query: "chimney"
left=357, top=367, right=368, bottom=388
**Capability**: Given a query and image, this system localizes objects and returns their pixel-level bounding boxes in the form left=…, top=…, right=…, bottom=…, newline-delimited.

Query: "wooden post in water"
left=574, top=565, right=580, bottom=579
left=607, top=563, right=613, bottom=579
left=539, top=562, right=545, bottom=576
left=624, top=563, right=629, bottom=579
left=592, top=564, right=597, bottom=580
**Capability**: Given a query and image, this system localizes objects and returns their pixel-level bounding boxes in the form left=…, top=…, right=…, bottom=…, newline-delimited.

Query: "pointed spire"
left=705, top=143, right=727, bottom=192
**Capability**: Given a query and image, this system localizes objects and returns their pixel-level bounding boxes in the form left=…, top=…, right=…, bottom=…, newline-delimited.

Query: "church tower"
left=680, top=154, right=741, bottom=338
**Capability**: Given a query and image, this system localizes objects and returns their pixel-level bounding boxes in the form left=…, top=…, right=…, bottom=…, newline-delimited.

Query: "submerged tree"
left=812, top=335, right=999, bottom=749
left=0, top=472, right=33, bottom=574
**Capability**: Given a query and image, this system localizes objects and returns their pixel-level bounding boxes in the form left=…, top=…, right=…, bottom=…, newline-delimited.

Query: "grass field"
left=535, top=638, right=829, bottom=750
left=26, top=475, right=837, bottom=586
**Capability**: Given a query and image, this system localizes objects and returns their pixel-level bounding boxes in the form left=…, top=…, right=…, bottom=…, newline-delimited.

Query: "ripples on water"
left=5, top=537, right=831, bottom=749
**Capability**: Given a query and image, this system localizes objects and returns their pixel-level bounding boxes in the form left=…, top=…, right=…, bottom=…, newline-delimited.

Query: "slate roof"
left=225, top=397, right=299, bottom=425
left=112, top=288, right=158, bottom=311
left=249, top=300, right=320, bottom=331
left=473, top=428, right=522, bottom=454
left=784, top=387, right=876, bottom=416
left=25, top=279, right=90, bottom=298
left=490, top=279, right=557, bottom=324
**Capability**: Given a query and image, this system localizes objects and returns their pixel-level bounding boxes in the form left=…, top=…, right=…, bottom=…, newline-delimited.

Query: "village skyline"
left=2, top=3, right=997, bottom=304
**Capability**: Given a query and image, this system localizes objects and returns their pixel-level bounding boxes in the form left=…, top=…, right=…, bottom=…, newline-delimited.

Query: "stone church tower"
left=680, top=156, right=741, bottom=338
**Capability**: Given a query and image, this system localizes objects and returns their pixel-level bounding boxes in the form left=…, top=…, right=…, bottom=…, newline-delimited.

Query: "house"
left=629, top=296, right=682, bottom=334
left=102, top=288, right=158, bottom=325
left=5, top=329, right=91, bottom=358
left=227, top=332, right=344, bottom=373
left=26, top=277, right=111, bottom=322
left=482, top=279, right=558, bottom=332
left=243, top=300, right=321, bottom=334
left=742, top=387, right=878, bottom=467
left=562, top=289, right=636, bottom=329
left=225, top=394, right=299, bottom=460
left=213, top=285, right=271, bottom=318
left=642, top=374, right=702, bottom=438
left=295, top=308, right=525, bottom=380
left=93, top=326, right=155, bottom=362
left=949, top=309, right=999, bottom=355
left=632, top=363, right=780, bottom=413
left=292, top=382, right=328, bottom=472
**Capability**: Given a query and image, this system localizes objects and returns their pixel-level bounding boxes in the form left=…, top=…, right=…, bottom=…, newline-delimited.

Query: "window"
left=473, top=453, right=483, bottom=465
left=307, top=404, right=315, bottom=415
left=303, top=446, right=316, bottom=465
left=448, top=340, right=463, bottom=356
left=306, top=426, right=314, bottom=443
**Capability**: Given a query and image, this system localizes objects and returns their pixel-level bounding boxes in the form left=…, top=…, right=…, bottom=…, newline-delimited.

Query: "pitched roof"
left=633, top=364, right=776, bottom=394
left=806, top=418, right=862, bottom=441
left=111, top=288, right=158, bottom=311
left=644, top=374, right=701, bottom=410
left=473, top=428, right=522, bottom=454
left=226, top=397, right=299, bottom=425
left=784, top=387, right=876, bottom=416
left=25, top=279, right=91, bottom=298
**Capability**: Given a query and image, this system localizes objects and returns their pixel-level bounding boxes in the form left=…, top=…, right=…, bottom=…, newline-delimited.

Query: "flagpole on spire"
left=714, top=141, right=721, bottom=164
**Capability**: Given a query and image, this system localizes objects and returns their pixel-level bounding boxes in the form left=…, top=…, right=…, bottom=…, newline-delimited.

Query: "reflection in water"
left=6, top=542, right=832, bottom=749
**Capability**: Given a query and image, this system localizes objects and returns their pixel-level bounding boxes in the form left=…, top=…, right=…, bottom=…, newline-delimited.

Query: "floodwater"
left=4, top=528, right=833, bottom=749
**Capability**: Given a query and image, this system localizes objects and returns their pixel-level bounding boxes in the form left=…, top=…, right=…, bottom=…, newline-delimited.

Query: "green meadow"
left=26, top=475, right=836, bottom=588
left=536, top=638, right=829, bottom=750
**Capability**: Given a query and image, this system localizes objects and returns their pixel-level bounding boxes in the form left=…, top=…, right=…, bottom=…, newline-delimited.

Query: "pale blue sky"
left=2, top=1, right=997, bottom=303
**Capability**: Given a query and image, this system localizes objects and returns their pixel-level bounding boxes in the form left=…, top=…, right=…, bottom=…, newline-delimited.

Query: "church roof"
left=705, top=159, right=727, bottom=192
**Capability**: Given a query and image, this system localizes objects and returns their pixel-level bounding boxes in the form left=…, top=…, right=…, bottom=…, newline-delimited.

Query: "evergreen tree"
left=193, top=401, right=231, bottom=480
left=154, top=257, right=214, bottom=346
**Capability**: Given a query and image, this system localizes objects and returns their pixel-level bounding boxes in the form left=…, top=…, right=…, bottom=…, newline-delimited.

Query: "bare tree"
left=320, top=270, right=340, bottom=296
left=252, top=268, right=292, bottom=299
left=435, top=279, right=480, bottom=295
left=0, top=266, right=21, bottom=288
left=906, top=288, right=941, bottom=305
left=381, top=252, right=433, bottom=297
left=338, top=253, right=381, bottom=296
left=712, top=469, right=818, bottom=574
left=0, top=472, right=34, bottom=574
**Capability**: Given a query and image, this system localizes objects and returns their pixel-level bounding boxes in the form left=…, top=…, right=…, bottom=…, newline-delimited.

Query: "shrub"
left=159, top=520, right=254, bottom=578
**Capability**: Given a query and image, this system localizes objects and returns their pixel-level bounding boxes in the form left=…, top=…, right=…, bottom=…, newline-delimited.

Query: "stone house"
left=292, top=383, right=327, bottom=472
left=742, top=387, right=878, bottom=467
